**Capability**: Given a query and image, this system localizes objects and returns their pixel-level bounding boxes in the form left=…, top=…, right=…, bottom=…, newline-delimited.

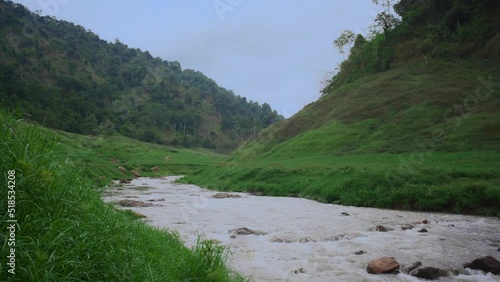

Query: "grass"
left=0, top=111, right=245, bottom=281
left=45, top=127, right=224, bottom=185
left=180, top=152, right=500, bottom=216
left=179, top=59, right=500, bottom=217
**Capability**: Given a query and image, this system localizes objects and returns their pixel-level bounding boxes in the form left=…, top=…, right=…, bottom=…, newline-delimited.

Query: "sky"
left=12, top=0, right=382, bottom=118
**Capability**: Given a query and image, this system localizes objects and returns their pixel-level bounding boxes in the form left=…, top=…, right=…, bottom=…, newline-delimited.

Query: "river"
left=102, top=176, right=500, bottom=281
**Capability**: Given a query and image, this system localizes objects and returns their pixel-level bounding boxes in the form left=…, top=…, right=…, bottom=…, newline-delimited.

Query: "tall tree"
left=333, top=30, right=356, bottom=55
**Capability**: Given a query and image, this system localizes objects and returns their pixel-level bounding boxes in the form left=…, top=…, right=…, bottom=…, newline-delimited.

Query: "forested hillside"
left=0, top=0, right=283, bottom=150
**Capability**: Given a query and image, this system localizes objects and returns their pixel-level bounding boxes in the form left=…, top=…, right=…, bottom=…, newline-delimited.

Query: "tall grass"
left=180, top=152, right=500, bottom=217
left=0, top=112, right=244, bottom=281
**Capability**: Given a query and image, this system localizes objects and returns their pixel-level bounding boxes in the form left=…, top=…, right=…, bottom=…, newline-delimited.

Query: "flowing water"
left=103, top=177, right=500, bottom=281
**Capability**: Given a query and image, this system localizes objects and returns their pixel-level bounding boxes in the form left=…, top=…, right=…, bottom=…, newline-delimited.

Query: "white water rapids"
left=103, top=176, right=500, bottom=281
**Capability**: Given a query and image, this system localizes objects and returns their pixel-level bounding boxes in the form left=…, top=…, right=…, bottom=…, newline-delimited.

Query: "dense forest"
left=0, top=0, right=283, bottom=150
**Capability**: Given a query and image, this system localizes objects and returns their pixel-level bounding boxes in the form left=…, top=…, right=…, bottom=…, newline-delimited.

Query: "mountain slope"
left=0, top=0, right=283, bottom=150
left=180, top=0, right=500, bottom=216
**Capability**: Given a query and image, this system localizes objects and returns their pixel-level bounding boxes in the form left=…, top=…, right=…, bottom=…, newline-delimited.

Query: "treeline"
left=0, top=0, right=283, bottom=150
left=324, top=0, right=499, bottom=93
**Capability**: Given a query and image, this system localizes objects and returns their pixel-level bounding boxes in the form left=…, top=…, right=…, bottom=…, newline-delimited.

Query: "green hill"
left=0, top=0, right=283, bottom=151
left=181, top=0, right=500, bottom=216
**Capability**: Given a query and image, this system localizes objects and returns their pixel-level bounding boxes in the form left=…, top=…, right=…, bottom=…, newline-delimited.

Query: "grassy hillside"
left=180, top=1, right=500, bottom=217
left=0, top=111, right=244, bottom=281
left=0, top=0, right=282, bottom=150
left=51, top=128, right=224, bottom=185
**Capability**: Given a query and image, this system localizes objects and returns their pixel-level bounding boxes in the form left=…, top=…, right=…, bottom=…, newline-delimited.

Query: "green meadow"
left=48, top=127, right=224, bottom=185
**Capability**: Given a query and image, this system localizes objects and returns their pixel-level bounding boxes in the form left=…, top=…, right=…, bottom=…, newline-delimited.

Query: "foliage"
left=323, top=0, right=499, bottom=92
left=0, top=110, right=246, bottom=281
left=0, top=0, right=283, bottom=151
left=333, top=30, right=356, bottom=55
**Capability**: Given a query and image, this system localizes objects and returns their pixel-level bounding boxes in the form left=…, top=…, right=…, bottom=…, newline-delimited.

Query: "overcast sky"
left=13, top=0, right=381, bottom=117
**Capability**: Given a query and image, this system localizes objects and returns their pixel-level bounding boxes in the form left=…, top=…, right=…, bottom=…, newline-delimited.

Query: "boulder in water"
left=410, top=266, right=450, bottom=280
left=464, top=256, right=500, bottom=275
left=213, top=193, right=241, bottom=199
left=230, top=227, right=267, bottom=236
left=367, top=257, right=400, bottom=274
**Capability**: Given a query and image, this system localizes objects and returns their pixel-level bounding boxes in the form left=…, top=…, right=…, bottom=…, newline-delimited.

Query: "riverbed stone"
left=370, top=225, right=393, bottom=232
left=117, top=166, right=126, bottom=175
left=367, top=257, right=400, bottom=274
left=118, top=199, right=153, bottom=207
left=404, top=261, right=422, bottom=273
left=409, top=266, right=450, bottom=280
left=213, top=193, right=241, bottom=199
left=119, top=178, right=131, bottom=184
left=130, top=170, right=141, bottom=178
left=230, top=227, right=267, bottom=236
left=401, top=224, right=414, bottom=231
left=464, top=256, right=500, bottom=275
left=147, top=198, right=165, bottom=202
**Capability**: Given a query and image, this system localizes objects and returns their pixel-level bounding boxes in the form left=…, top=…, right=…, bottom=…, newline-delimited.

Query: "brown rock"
left=130, top=170, right=141, bottom=178
left=367, top=257, right=400, bottom=274
left=118, top=199, right=153, bottom=208
left=410, top=267, right=450, bottom=280
left=418, top=228, right=428, bottom=233
left=213, top=193, right=241, bottom=199
left=151, top=166, right=160, bottom=172
left=401, top=224, right=414, bottom=231
left=119, top=178, right=131, bottom=184
left=464, top=256, right=500, bottom=275
left=371, top=225, right=393, bottom=232
left=230, top=227, right=267, bottom=236
left=117, top=166, right=127, bottom=175
left=147, top=198, right=165, bottom=202
left=110, top=158, right=120, bottom=163
left=411, top=219, right=429, bottom=225
left=354, top=250, right=366, bottom=255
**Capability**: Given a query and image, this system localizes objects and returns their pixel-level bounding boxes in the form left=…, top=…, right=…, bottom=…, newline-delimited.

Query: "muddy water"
left=103, top=177, right=500, bottom=281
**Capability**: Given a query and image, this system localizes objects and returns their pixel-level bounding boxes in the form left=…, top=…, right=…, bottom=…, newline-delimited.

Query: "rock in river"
left=464, top=256, right=500, bottom=275
left=409, top=266, right=450, bottom=280
left=367, top=257, right=400, bottom=274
